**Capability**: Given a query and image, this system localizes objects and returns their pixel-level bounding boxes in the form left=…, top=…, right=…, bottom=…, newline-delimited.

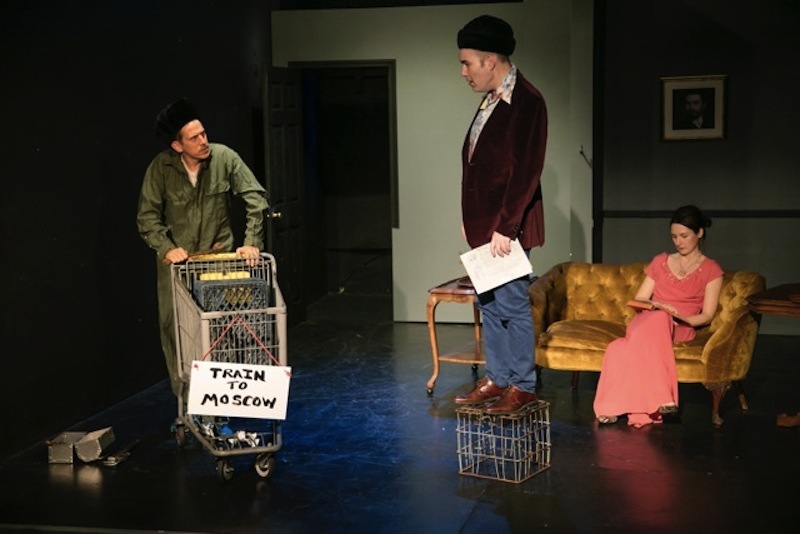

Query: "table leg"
left=426, top=295, right=441, bottom=395
left=472, top=302, right=481, bottom=358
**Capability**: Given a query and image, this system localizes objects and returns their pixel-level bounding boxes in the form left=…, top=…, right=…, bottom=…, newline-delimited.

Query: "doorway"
left=296, top=62, right=397, bottom=322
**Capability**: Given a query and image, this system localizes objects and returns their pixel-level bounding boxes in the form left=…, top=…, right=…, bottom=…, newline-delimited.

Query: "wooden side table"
left=747, top=283, right=800, bottom=427
left=426, top=277, right=484, bottom=395
left=747, top=284, right=800, bottom=318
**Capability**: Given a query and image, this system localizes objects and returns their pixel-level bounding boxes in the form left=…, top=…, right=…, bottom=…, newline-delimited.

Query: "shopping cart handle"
left=163, top=243, right=226, bottom=265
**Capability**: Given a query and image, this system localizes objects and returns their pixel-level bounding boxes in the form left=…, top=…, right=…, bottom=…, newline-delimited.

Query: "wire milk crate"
left=171, top=252, right=288, bottom=481
left=456, top=401, right=551, bottom=484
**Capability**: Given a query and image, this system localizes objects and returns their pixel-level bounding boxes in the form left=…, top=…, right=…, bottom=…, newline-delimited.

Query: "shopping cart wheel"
left=216, top=459, right=234, bottom=481
left=254, top=453, right=275, bottom=479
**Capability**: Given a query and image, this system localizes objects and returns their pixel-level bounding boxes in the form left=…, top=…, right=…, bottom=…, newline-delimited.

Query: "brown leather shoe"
left=453, top=377, right=506, bottom=405
left=485, top=385, right=538, bottom=414
left=777, top=411, right=800, bottom=427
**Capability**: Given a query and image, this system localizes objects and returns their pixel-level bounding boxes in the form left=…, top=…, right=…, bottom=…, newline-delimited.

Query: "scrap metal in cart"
left=171, top=252, right=288, bottom=480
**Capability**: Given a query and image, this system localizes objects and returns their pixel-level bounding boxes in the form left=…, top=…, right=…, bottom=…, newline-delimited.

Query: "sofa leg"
left=733, top=380, right=749, bottom=411
left=704, top=381, right=732, bottom=427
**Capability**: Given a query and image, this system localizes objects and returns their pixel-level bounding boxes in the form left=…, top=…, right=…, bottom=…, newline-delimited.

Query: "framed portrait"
left=661, top=75, right=726, bottom=140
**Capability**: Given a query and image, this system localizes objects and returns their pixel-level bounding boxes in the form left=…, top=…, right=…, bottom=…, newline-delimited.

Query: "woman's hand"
left=653, top=301, right=679, bottom=316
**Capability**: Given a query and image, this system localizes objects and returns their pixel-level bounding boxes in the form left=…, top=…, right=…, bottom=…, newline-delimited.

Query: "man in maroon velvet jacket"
left=452, top=15, right=548, bottom=414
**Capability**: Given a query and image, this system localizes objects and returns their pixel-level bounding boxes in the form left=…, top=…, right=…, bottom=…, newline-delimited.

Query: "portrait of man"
left=673, top=88, right=715, bottom=130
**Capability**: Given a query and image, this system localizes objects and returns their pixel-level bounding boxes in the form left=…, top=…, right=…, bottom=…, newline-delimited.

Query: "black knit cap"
left=155, top=97, right=201, bottom=145
left=457, top=15, right=516, bottom=56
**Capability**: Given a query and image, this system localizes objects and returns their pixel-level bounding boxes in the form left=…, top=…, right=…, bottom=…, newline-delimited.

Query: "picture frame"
left=661, top=74, right=726, bottom=140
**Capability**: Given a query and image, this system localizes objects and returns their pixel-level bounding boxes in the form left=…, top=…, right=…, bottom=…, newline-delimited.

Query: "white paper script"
left=459, top=240, right=533, bottom=294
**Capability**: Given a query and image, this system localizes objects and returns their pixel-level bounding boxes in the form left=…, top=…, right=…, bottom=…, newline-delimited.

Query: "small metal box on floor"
left=456, top=401, right=551, bottom=483
left=47, top=432, right=87, bottom=464
left=75, top=427, right=115, bottom=462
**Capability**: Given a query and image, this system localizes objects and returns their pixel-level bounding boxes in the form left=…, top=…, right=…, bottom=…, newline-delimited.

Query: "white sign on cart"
left=188, top=360, right=292, bottom=420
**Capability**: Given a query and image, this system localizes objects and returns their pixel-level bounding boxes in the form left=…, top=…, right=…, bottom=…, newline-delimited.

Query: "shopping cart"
left=171, top=252, right=288, bottom=480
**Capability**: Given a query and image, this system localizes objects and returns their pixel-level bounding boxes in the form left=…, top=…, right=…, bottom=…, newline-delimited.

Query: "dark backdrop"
left=0, top=0, right=271, bottom=460
left=598, top=1, right=800, bottom=265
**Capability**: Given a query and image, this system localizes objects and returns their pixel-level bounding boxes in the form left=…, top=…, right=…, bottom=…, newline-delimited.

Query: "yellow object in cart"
left=199, top=271, right=251, bottom=281
left=191, top=252, right=239, bottom=261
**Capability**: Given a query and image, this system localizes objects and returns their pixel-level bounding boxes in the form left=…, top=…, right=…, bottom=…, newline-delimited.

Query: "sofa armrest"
left=529, top=263, right=569, bottom=342
left=701, top=271, right=766, bottom=382
left=701, top=308, right=761, bottom=382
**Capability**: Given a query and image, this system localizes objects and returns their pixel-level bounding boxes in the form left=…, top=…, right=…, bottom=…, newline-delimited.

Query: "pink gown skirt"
left=593, top=310, right=694, bottom=427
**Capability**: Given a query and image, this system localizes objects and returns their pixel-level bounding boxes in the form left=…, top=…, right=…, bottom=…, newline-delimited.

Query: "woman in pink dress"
left=594, top=205, right=724, bottom=427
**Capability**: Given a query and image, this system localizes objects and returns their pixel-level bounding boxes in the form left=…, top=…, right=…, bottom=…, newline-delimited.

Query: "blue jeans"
left=477, top=275, right=537, bottom=393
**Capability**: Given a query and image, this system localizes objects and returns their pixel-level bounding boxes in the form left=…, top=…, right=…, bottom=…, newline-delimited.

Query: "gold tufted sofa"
left=529, top=262, right=766, bottom=426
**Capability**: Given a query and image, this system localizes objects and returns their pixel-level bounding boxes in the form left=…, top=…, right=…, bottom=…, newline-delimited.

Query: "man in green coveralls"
left=137, top=98, right=268, bottom=397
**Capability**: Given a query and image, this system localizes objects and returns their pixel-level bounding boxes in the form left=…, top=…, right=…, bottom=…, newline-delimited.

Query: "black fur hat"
left=457, top=15, right=516, bottom=56
left=155, top=98, right=201, bottom=145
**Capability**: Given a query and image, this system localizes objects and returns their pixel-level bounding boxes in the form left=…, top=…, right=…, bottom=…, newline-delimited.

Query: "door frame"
left=288, top=59, right=399, bottom=229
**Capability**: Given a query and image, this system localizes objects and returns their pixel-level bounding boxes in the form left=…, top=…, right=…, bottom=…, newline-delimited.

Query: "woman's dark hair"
left=670, top=205, right=712, bottom=238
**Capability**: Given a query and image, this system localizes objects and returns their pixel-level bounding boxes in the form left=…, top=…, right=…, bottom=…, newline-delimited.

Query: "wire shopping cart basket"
left=171, top=252, right=288, bottom=480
